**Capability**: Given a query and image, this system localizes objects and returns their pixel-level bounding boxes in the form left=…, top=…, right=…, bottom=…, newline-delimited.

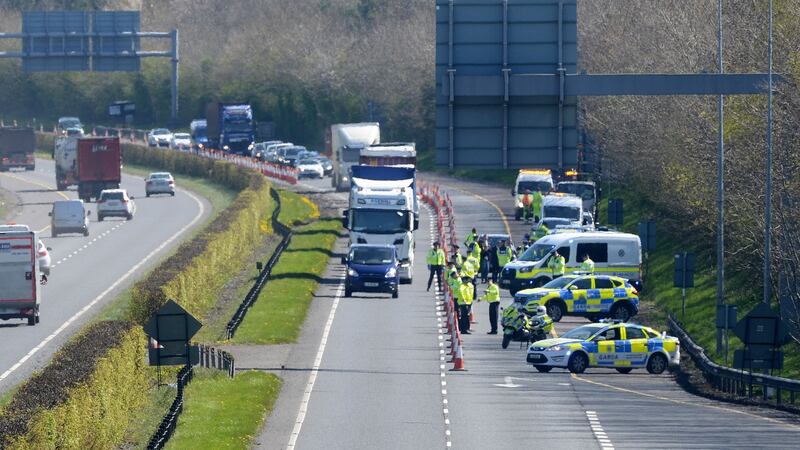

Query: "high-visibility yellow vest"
left=458, top=283, right=474, bottom=305
left=497, top=247, right=512, bottom=267
left=549, top=255, right=566, bottom=276
left=427, top=248, right=446, bottom=265
left=481, top=284, right=500, bottom=303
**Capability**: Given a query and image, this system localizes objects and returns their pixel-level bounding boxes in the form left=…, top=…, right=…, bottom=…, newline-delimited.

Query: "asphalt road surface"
left=257, top=173, right=800, bottom=450
left=0, top=159, right=210, bottom=394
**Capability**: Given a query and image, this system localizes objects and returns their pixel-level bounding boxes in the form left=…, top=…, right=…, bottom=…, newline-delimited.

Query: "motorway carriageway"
left=0, top=159, right=209, bottom=394
left=258, top=174, right=800, bottom=450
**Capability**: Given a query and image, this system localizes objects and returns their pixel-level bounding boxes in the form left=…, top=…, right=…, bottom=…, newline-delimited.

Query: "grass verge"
left=233, top=218, right=341, bottom=344
left=164, top=370, right=281, bottom=450
left=600, top=185, right=800, bottom=379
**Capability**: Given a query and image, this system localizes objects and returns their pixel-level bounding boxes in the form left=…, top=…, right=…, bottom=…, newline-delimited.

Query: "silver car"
left=145, top=172, right=176, bottom=197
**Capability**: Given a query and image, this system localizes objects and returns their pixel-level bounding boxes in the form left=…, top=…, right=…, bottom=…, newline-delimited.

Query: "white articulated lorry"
left=0, top=230, right=41, bottom=326
left=345, top=166, right=417, bottom=283
left=329, top=123, right=381, bottom=192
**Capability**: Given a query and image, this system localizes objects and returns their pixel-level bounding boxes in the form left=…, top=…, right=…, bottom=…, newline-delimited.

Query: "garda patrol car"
left=499, top=231, right=642, bottom=295
left=526, top=322, right=680, bottom=374
left=517, top=274, right=639, bottom=322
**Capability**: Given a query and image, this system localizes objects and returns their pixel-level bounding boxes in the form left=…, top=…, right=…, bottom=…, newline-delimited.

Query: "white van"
left=539, top=193, right=583, bottom=225
left=499, top=231, right=642, bottom=295
left=50, top=200, right=90, bottom=237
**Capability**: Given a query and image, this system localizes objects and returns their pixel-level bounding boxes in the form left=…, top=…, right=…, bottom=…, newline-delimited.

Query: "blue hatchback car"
left=343, top=244, right=400, bottom=298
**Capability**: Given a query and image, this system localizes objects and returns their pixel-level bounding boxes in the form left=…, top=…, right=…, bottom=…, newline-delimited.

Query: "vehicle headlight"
left=248, top=143, right=254, bottom=150
left=347, top=269, right=359, bottom=277
left=385, top=268, right=397, bottom=278
left=519, top=266, right=535, bottom=273
left=549, top=345, right=564, bottom=352
left=223, top=145, right=230, bottom=150
left=198, top=144, right=205, bottom=149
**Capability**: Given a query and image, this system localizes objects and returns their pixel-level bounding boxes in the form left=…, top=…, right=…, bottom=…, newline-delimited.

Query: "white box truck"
left=0, top=230, right=41, bottom=325
left=346, top=166, right=417, bottom=283
left=329, top=123, right=380, bottom=192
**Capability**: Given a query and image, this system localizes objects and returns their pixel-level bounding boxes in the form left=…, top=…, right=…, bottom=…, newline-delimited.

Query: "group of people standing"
left=426, top=228, right=517, bottom=335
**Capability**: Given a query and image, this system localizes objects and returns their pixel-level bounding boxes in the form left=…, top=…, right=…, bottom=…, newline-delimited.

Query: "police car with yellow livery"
left=517, top=274, right=639, bottom=322
left=526, top=322, right=680, bottom=374
left=499, top=231, right=642, bottom=295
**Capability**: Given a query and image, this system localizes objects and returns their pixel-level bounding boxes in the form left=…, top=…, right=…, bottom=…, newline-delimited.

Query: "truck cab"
left=345, top=182, right=416, bottom=283
left=512, top=169, right=555, bottom=220
left=330, top=123, right=380, bottom=192
left=556, top=180, right=598, bottom=221
left=537, top=193, right=584, bottom=228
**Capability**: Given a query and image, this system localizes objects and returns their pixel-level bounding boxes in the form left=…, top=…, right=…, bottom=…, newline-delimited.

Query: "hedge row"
left=0, top=321, right=134, bottom=447
left=0, top=139, right=276, bottom=448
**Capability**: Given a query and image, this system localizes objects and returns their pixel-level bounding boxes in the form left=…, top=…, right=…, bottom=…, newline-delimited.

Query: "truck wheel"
left=126, top=213, right=133, bottom=221
left=27, top=316, right=35, bottom=326
left=170, top=192, right=175, bottom=197
left=98, top=215, right=104, bottom=222
left=57, top=182, right=66, bottom=191
left=26, top=165, right=35, bottom=171
left=344, top=288, right=352, bottom=298
left=146, top=192, right=150, bottom=198
left=83, top=229, right=90, bottom=237
left=51, top=230, right=58, bottom=238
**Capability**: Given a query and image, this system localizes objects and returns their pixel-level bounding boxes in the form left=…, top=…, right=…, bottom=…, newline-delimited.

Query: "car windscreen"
left=174, top=134, right=190, bottom=139
left=518, top=243, right=553, bottom=262
left=544, top=206, right=580, bottom=221
left=342, top=147, right=361, bottom=163
left=60, top=118, right=80, bottom=128
left=100, top=192, right=124, bottom=200
left=517, top=181, right=552, bottom=192
left=542, top=276, right=575, bottom=289
left=153, top=129, right=170, bottom=135
left=299, top=159, right=317, bottom=165
left=558, top=184, right=595, bottom=200
left=542, top=218, right=570, bottom=228
left=351, top=210, right=410, bottom=234
left=150, top=173, right=170, bottom=179
left=285, top=149, right=302, bottom=158
left=561, top=325, right=602, bottom=341
left=350, top=247, right=394, bottom=265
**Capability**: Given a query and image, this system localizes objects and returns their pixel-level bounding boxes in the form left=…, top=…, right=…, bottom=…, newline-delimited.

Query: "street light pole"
left=715, top=0, right=725, bottom=356
left=763, top=0, right=774, bottom=305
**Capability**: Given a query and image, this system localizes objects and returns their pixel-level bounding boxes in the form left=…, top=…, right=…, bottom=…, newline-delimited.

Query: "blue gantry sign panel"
left=92, top=11, right=141, bottom=72
left=22, top=11, right=90, bottom=72
left=436, top=0, right=578, bottom=169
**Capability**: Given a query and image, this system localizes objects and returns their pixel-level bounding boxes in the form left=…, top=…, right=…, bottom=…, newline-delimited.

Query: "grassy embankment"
left=599, top=186, right=800, bottom=379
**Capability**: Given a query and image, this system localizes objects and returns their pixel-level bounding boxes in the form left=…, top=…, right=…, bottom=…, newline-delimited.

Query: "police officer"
left=548, top=250, right=566, bottom=279
left=451, top=244, right=463, bottom=269
left=479, top=240, right=490, bottom=283
left=532, top=188, right=544, bottom=222
left=447, top=262, right=461, bottom=311
left=464, top=228, right=479, bottom=247
left=493, top=240, right=513, bottom=282
left=426, top=241, right=446, bottom=292
left=581, top=254, right=595, bottom=273
left=479, top=280, right=501, bottom=334
left=463, top=251, right=479, bottom=290
left=457, top=277, right=474, bottom=334
left=522, top=189, right=534, bottom=223
left=533, top=219, right=549, bottom=242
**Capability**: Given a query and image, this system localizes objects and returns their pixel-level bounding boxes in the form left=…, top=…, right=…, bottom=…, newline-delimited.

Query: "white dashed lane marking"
left=586, top=411, right=614, bottom=450
left=50, top=220, right=129, bottom=268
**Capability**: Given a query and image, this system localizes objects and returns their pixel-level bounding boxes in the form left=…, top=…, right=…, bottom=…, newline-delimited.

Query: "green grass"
left=278, top=189, right=320, bottom=225
left=164, top=370, right=281, bottom=450
left=92, top=164, right=238, bottom=324
left=233, top=218, right=341, bottom=344
left=601, top=185, right=800, bottom=379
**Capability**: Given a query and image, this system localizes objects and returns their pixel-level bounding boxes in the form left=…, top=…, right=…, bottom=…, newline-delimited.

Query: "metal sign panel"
left=144, top=300, right=202, bottom=367
left=21, top=11, right=90, bottom=72
left=436, top=0, right=578, bottom=169
left=92, top=11, right=140, bottom=72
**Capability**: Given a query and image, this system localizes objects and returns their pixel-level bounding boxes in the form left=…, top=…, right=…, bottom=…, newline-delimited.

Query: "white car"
left=170, top=133, right=192, bottom=150
left=296, top=158, right=324, bottom=179
left=145, top=172, right=176, bottom=197
left=147, top=128, right=172, bottom=147
left=0, top=224, right=52, bottom=275
left=97, top=189, right=134, bottom=221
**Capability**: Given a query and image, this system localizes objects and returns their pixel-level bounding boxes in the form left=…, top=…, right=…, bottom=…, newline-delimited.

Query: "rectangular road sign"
left=92, top=11, right=141, bottom=72
left=22, top=11, right=90, bottom=72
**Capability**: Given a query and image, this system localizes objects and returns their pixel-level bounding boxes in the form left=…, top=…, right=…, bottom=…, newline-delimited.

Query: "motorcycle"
left=501, top=309, right=550, bottom=349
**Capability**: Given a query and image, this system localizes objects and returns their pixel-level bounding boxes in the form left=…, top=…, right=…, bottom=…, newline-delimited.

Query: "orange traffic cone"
left=449, top=343, right=466, bottom=371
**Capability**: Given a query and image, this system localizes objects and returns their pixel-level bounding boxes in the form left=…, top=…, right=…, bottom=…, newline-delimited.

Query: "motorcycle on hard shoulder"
left=501, top=307, right=551, bottom=349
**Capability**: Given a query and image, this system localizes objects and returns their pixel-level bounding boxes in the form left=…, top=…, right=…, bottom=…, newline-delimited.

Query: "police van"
left=499, top=231, right=642, bottom=295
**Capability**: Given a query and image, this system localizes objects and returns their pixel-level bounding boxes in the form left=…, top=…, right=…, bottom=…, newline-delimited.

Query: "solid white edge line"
left=286, top=274, right=344, bottom=450
left=0, top=189, right=205, bottom=383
